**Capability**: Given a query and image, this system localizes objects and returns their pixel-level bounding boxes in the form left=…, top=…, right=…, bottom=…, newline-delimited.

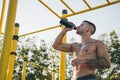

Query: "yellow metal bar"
left=52, top=63, right=55, bottom=80
left=66, top=0, right=120, bottom=17
left=6, top=23, right=19, bottom=80
left=19, top=25, right=59, bottom=37
left=83, top=0, right=91, bottom=9
left=59, top=29, right=66, bottom=80
left=0, top=0, right=6, bottom=34
left=106, top=0, right=110, bottom=4
left=60, top=0, right=75, bottom=13
left=59, top=9, right=67, bottom=80
left=0, top=0, right=18, bottom=80
left=30, top=62, right=55, bottom=71
left=38, top=0, right=61, bottom=18
left=0, top=19, right=1, bottom=34
left=22, top=62, right=27, bottom=80
left=20, top=0, right=119, bottom=37
left=38, top=0, right=119, bottom=19
left=22, top=53, right=28, bottom=80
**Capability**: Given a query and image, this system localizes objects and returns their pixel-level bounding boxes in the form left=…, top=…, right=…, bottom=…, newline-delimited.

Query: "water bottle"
left=59, top=18, right=77, bottom=30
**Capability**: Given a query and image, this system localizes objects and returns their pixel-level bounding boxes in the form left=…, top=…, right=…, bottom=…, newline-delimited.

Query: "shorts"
left=76, top=74, right=97, bottom=80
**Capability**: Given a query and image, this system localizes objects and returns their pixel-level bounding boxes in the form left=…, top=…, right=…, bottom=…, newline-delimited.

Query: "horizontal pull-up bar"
left=38, top=0, right=120, bottom=18
left=106, top=0, right=110, bottom=4
left=19, top=25, right=59, bottom=37
left=83, top=0, right=91, bottom=9
left=66, top=0, right=120, bottom=17
left=60, top=0, right=75, bottom=13
left=38, top=0, right=61, bottom=18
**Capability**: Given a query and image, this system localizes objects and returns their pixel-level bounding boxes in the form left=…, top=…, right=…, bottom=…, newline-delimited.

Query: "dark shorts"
left=76, top=74, right=97, bottom=80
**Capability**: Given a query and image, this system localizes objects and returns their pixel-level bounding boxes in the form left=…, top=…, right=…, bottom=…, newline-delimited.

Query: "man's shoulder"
left=95, top=39, right=105, bottom=47
left=95, top=39, right=104, bottom=43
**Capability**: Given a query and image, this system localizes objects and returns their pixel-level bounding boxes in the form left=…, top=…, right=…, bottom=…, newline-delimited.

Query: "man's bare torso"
left=72, top=41, right=97, bottom=78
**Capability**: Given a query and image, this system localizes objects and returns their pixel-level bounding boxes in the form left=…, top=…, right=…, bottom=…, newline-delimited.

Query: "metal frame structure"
left=38, top=0, right=120, bottom=18
left=19, top=0, right=120, bottom=37
left=0, top=1, right=18, bottom=80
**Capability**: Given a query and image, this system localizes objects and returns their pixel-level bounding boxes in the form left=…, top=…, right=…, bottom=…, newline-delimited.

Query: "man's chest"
left=73, top=43, right=96, bottom=57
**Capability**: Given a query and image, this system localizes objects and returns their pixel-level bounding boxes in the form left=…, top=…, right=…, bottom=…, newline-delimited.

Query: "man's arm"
left=96, top=40, right=111, bottom=68
left=52, top=28, right=73, bottom=52
left=86, top=40, right=111, bottom=69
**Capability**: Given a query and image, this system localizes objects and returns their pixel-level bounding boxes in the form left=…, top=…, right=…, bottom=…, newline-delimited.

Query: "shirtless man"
left=52, top=20, right=111, bottom=80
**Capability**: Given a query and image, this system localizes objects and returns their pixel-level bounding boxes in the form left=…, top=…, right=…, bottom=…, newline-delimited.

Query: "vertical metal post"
left=0, top=0, right=6, bottom=34
left=52, top=62, right=55, bottom=80
left=6, top=23, right=19, bottom=80
left=59, top=9, right=67, bottom=80
left=22, top=52, right=28, bottom=80
left=0, top=0, right=18, bottom=80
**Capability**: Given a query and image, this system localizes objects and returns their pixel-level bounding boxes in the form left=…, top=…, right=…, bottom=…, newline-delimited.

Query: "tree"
left=107, top=31, right=120, bottom=80
left=13, top=36, right=60, bottom=80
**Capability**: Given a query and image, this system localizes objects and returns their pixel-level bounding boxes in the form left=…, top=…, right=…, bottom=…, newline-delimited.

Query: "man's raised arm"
left=52, top=28, right=73, bottom=52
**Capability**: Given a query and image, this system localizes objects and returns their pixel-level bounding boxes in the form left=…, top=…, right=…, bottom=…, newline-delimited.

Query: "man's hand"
left=71, top=58, right=110, bottom=69
left=71, top=58, right=86, bottom=67
left=63, top=22, right=75, bottom=31
left=63, top=26, right=74, bottom=31
left=71, top=58, right=79, bottom=67
left=85, top=58, right=110, bottom=69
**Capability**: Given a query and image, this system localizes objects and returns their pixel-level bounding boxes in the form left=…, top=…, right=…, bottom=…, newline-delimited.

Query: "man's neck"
left=81, top=35, right=92, bottom=43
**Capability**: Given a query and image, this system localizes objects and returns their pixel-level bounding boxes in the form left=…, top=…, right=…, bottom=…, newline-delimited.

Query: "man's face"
left=76, top=22, right=89, bottom=35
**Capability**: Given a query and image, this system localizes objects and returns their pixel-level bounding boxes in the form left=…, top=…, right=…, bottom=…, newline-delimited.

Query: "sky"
left=0, top=0, right=120, bottom=43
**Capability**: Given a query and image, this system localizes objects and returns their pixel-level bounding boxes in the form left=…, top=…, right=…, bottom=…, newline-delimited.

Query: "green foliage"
left=107, top=31, right=120, bottom=80
left=12, top=36, right=60, bottom=80
left=108, top=31, right=120, bottom=65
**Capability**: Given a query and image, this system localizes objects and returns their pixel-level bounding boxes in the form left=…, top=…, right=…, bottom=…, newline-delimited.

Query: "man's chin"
left=76, top=31, right=80, bottom=34
left=76, top=32, right=82, bottom=36
left=76, top=31, right=79, bottom=34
